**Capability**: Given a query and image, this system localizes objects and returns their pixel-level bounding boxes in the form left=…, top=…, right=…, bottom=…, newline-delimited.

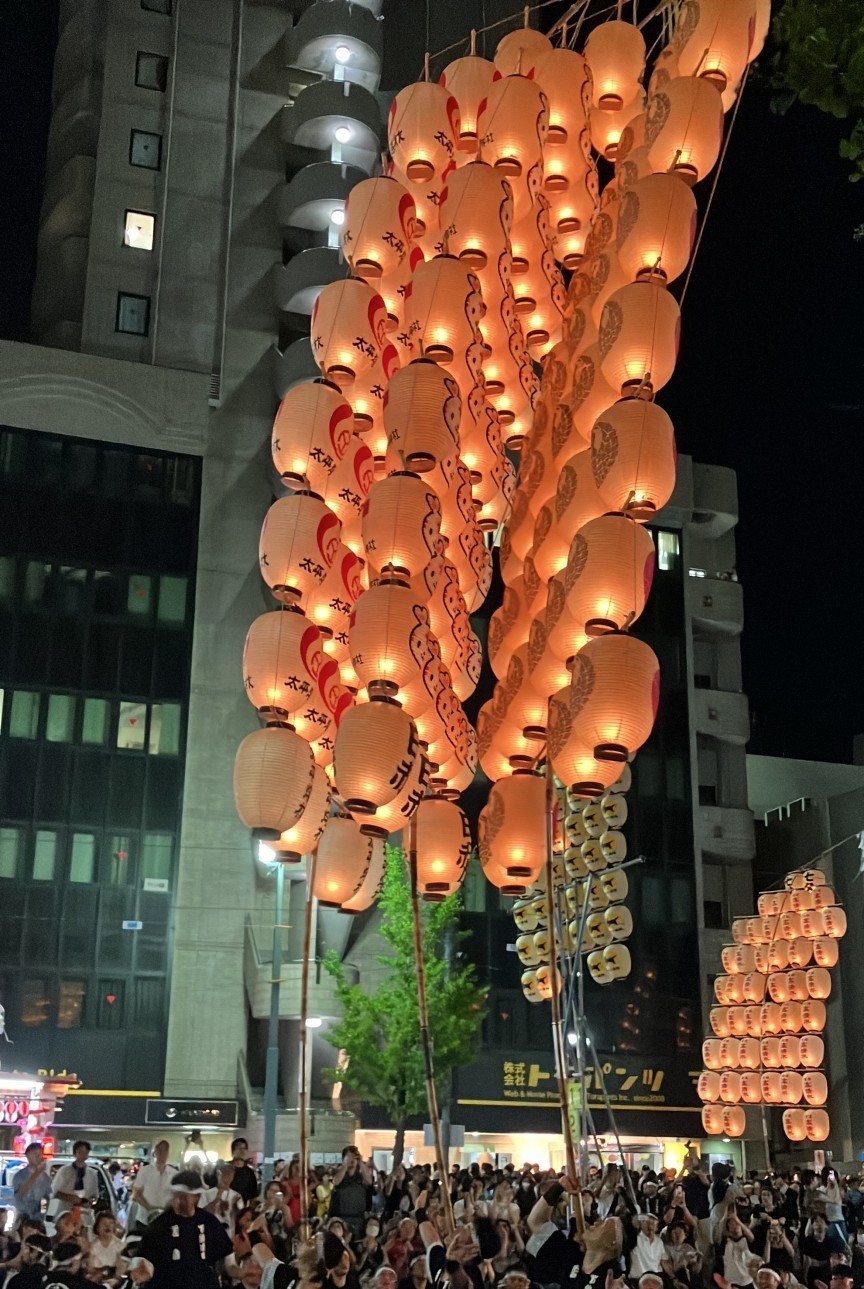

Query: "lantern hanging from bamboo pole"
left=313, top=815, right=374, bottom=909
left=259, top=493, right=342, bottom=606
left=276, top=764, right=331, bottom=860
left=598, top=280, right=681, bottom=398
left=349, top=580, right=430, bottom=699
left=342, top=176, right=417, bottom=280
left=234, top=724, right=316, bottom=839
left=332, top=698, right=419, bottom=815
left=591, top=397, right=676, bottom=520
left=342, top=834, right=386, bottom=913
left=388, top=81, right=459, bottom=183
left=311, top=278, right=387, bottom=386
left=536, top=47, right=592, bottom=147
left=243, top=609, right=326, bottom=720
left=563, top=515, right=656, bottom=637
left=415, top=796, right=471, bottom=899
left=272, top=380, right=354, bottom=493
left=584, top=20, right=646, bottom=113
left=440, top=55, right=497, bottom=155
left=477, top=74, right=549, bottom=220
left=384, top=358, right=462, bottom=473
left=673, top=0, right=755, bottom=102
left=362, top=471, right=441, bottom=579
left=406, top=255, right=485, bottom=365
left=494, top=27, right=553, bottom=80
left=615, top=174, right=697, bottom=285
left=563, top=633, right=660, bottom=763
left=548, top=691, right=624, bottom=798
left=645, top=76, right=724, bottom=186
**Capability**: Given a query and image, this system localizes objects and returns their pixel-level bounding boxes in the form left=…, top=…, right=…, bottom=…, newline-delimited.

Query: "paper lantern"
left=762, top=1071, right=782, bottom=1104
left=719, top=1071, right=741, bottom=1103
left=599, top=870, right=628, bottom=903
left=590, top=398, right=675, bottom=520
left=780, top=1001, right=803, bottom=1033
left=598, top=281, right=680, bottom=397
left=494, top=27, right=553, bottom=78
left=783, top=1108, right=807, bottom=1142
left=600, top=793, right=628, bottom=829
left=513, top=899, right=539, bottom=933
left=718, top=1038, right=741, bottom=1069
left=582, top=803, right=604, bottom=838
left=605, top=904, right=633, bottom=940
left=234, top=725, right=316, bottom=838
left=710, top=1007, right=731, bottom=1038
left=813, top=938, right=839, bottom=968
left=743, top=973, right=766, bottom=1004
left=516, top=933, right=541, bottom=967
left=314, top=815, right=374, bottom=909
left=349, top=580, right=430, bottom=699
left=779, top=910, right=802, bottom=941
left=758, top=890, right=787, bottom=918
left=805, top=1109, right=830, bottom=1142
left=779, top=1036, right=801, bottom=1068
left=755, top=940, right=789, bottom=973
left=812, top=884, right=836, bottom=908
left=277, top=764, right=330, bottom=860
left=332, top=698, right=419, bottom=814
left=589, top=97, right=644, bottom=162
left=806, top=968, right=832, bottom=1000
left=562, top=515, right=656, bottom=637
left=362, top=472, right=441, bottom=578
left=355, top=747, right=429, bottom=837
left=822, top=906, right=848, bottom=938
left=407, top=254, right=484, bottom=364
left=744, top=1004, right=763, bottom=1037
left=243, top=609, right=326, bottom=719
left=702, top=1039, right=723, bottom=1070
left=698, top=1070, right=721, bottom=1102
left=674, top=0, right=754, bottom=99
left=388, top=82, right=459, bottom=183
left=701, top=1104, right=724, bottom=1134
left=761, top=1003, right=783, bottom=1034
left=587, top=911, right=613, bottom=947
left=768, top=973, right=790, bottom=1004
left=320, top=437, right=375, bottom=537
left=272, top=380, right=354, bottom=492
left=477, top=74, right=549, bottom=218
left=802, top=1072, right=829, bottom=1107
left=342, top=177, right=417, bottom=279
left=780, top=1071, right=803, bottom=1105
left=603, top=942, right=631, bottom=980
left=587, top=950, right=610, bottom=984
left=730, top=918, right=751, bottom=945
left=563, top=633, right=660, bottom=762
left=723, top=1106, right=746, bottom=1138
left=786, top=868, right=827, bottom=890
left=521, top=968, right=542, bottom=1003
left=800, top=1035, right=825, bottom=1068
left=740, top=1072, right=763, bottom=1104
left=260, top=493, right=342, bottom=606
left=729, top=1009, right=749, bottom=1039
left=438, top=160, right=513, bottom=269
left=341, top=834, right=386, bottom=913
left=305, top=546, right=365, bottom=651
left=584, top=21, right=646, bottom=112
left=311, top=278, right=386, bottom=385
left=761, top=1038, right=781, bottom=1068
left=384, top=359, right=461, bottom=473
left=479, top=772, right=546, bottom=889
left=440, top=56, right=496, bottom=153
left=600, top=829, right=627, bottom=863
left=645, top=77, right=724, bottom=185
left=536, top=47, right=591, bottom=146
left=788, top=937, right=814, bottom=968
left=615, top=174, right=697, bottom=285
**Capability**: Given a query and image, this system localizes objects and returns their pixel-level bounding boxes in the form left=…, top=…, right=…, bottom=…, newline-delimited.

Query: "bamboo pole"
left=544, top=761, right=583, bottom=1231
left=407, top=814, right=455, bottom=1234
left=298, top=851, right=317, bottom=1241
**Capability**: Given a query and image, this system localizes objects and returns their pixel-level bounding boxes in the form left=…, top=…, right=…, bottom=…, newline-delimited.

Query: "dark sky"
left=2, top=1, right=862, bottom=764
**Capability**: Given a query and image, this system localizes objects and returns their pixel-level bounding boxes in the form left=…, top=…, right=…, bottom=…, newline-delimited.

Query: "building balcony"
left=687, top=575, right=744, bottom=638
left=284, top=0, right=383, bottom=93
left=270, top=339, right=319, bottom=400
left=696, top=805, right=755, bottom=862
left=280, top=161, right=367, bottom=235
left=688, top=464, right=738, bottom=538
left=272, top=246, right=346, bottom=315
left=692, top=688, right=750, bottom=746
left=281, top=82, right=381, bottom=176
left=244, top=920, right=358, bottom=1022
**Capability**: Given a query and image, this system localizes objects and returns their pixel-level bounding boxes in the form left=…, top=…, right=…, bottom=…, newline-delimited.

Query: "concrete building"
left=0, top=0, right=759, bottom=1164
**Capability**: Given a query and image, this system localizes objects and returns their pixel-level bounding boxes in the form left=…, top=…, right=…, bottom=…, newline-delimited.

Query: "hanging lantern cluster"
left=236, top=2, right=764, bottom=928
left=698, top=869, right=847, bottom=1142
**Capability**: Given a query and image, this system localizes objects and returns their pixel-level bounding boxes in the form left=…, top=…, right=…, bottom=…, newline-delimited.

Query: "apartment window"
left=142, top=0, right=172, bottom=12
left=699, top=783, right=718, bottom=806
left=69, top=833, right=96, bottom=884
left=688, top=567, right=707, bottom=578
left=127, top=573, right=153, bottom=617
left=124, top=210, right=156, bottom=251
left=141, top=833, right=172, bottom=882
left=46, top=693, right=75, bottom=743
left=118, top=702, right=147, bottom=751
left=57, top=980, right=86, bottom=1029
left=20, top=979, right=50, bottom=1027
left=9, top=691, right=39, bottom=739
left=135, top=51, right=169, bottom=92
left=129, top=129, right=162, bottom=170
left=116, top=292, right=151, bottom=336
left=33, top=831, right=58, bottom=881
left=657, top=530, right=680, bottom=571
left=82, top=698, right=110, bottom=746
left=0, top=827, right=20, bottom=880
left=149, top=702, right=181, bottom=755
left=158, top=575, right=187, bottom=623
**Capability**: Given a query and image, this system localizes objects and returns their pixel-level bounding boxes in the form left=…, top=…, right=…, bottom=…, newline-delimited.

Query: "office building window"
left=81, top=698, right=110, bottom=746
left=0, top=828, right=20, bottom=880
left=24, top=561, right=49, bottom=604
left=116, top=293, right=151, bottom=336
left=69, top=834, right=96, bottom=884
left=46, top=694, right=75, bottom=743
left=10, top=691, right=39, bottom=739
left=127, top=574, right=153, bottom=617
left=657, top=530, right=680, bottom=571
left=0, top=555, right=14, bottom=602
left=141, top=833, right=172, bottom=882
left=117, top=702, right=147, bottom=751
left=158, top=575, right=187, bottom=623
left=135, top=51, right=169, bottom=92
left=33, top=831, right=58, bottom=881
left=149, top=703, right=181, bottom=755
left=124, top=210, right=156, bottom=251
left=105, top=834, right=133, bottom=885
left=57, top=981, right=86, bottom=1029
left=129, top=128, right=162, bottom=169
left=20, top=979, right=50, bottom=1027
left=142, top=0, right=172, bottom=11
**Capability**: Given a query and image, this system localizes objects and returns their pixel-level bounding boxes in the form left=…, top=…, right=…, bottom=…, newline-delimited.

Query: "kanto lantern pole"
left=544, top=759, right=582, bottom=1227
left=407, top=814, right=455, bottom=1234
left=298, top=850, right=317, bottom=1239
left=261, top=861, right=284, bottom=1197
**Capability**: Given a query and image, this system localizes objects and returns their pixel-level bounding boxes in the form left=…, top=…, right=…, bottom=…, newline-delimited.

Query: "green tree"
left=323, top=844, right=486, bottom=1165
left=770, top=0, right=864, bottom=184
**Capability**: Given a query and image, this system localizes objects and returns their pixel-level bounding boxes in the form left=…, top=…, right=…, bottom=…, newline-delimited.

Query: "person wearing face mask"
left=515, top=1174, right=536, bottom=1220
left=355, top=1218, right=385, bottom=1282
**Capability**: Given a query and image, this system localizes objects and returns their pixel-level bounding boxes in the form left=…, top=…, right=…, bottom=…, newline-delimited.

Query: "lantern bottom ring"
left=570, top=779, right=606, bottom=798
left=457, top=132, right=478, bottom=150
left=621, top=378, right=655, bottom=400
left=527, top=329, right=550, bottom=347
left=344, top=798, right=378, bottom=815
left=604, top=142, right=620, bottom=162
left=523, top=724, right=546, bottom=741
left=459, top=248, right=487, bottom=270
left=514, top=296, right=537, bottom=316
left=623, top=499, right=657, bottom=521
left=406, top=159, right=436, bottom=183
left=585, top=617, right=619, bottom=637
left=501, top=883, right=528, bottom=897
left=544, top=173, right=568, bottom=194
left=672, top=162, right=699, bottom=187
left=503, top=432, right=527, bottom=451
left=424, top=344, right=453, bottom=363
left=700, top=67, right=728, bottom=92
left=636, top=266, right=668, bottom=285
left=326, top=364, right=355, bottom=386
left=562, top=252, right=584, bottom=271
left=484, top=379, right=504, bottom=396
left=495, top=157, right=522, bottom=176
left=598, top=93, right=624, bottom=112
left=478, top=517, right=498, bottom=533
left=252, top=827, right=282, bottom=841
left=271, top=584, right=304, bottom=605
left=367, top=680, right=399, bottom=700
left=405, top=451, right=436, bottom=472
left=354, top=257, right=383, bottom=278
left=595, top=742, right=629, bottom=763
left=359, top=822, right=389, bottom=838
left=425, top=882, right=451, bottom=894
left=557, top=216, right=581, bottom=234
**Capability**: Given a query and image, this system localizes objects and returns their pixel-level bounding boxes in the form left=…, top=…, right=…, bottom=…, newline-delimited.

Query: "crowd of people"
left=2, top=1138, right=864, bottom=1289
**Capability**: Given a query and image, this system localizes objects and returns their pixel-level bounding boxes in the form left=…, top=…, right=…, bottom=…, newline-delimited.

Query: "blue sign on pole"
left=121, top=920, right=143, bottom=931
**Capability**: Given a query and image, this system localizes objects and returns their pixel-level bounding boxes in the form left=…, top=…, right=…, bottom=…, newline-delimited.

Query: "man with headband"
left=138, top=1170, right=233, bottom=1289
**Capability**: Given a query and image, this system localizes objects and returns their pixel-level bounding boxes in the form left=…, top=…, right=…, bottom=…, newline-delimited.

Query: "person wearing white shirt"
left=629, top=1216, right=666, bottom=1280
left=204, top=1162, right=245, bottom=1240
left=51, top=1140, right=99, bottom=1215
left=130, top=1141, right=177, bottom=1228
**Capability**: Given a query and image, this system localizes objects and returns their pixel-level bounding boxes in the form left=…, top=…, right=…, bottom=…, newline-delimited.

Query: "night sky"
left=2, top=1, right=861, bottom=764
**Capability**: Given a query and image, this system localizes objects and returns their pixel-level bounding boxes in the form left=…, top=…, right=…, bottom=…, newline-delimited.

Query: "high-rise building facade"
left=1, top=0, right=757, bottom=1162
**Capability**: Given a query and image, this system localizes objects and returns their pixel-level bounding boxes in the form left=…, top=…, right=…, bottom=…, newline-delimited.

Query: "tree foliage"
left=770, top=0, right=864, bottom=183
left=323, top=845, right=486, bottom=1158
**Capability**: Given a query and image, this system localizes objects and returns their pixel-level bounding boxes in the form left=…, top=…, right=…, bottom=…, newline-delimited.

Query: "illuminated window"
left=46, top=694, right=75, bottom=743
left=158, top=575, right=187, bottom=623
left=656, top=530, right=680, bottom=572
left=127, top=573, right=153, bottom=615
left=10, top=691, right=39, bottom=739
left=20, top=979, right=50, bottom=1027
left=69, top=834, right=96, bottom=884
left=82, top=698, right=109, bottom=745
left=33, top=831, right=57, bottom=881
left=124, top=210, right=155, bottom=251
left=117, top=702, right=147, bottom=750
left=107, top=834, right=133, bottom=885
left=57, top=981, right=86, bottom=1029
left=141, top=833, right=173, bottom=882
left=0, top=827, right=20, bottom=880
left=149, top=702, right=181, bottom=755
left=688, top=567, right=707, bottom=578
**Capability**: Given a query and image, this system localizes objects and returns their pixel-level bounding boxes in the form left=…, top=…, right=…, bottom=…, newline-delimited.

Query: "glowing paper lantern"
left=702, top=1104, right=724, bottom=1134
left=342, top=177, right=417, bottom=279
left=314, top=815, right=374, bottom=908
left=822, top=906, right=848, bottom=938
left=563, top=514, right=656, bottom=635
left=341, top=833, right=386, bottom=913
left=564, top=633, right=660, bottom=762
left=349, top=580, right=430, bottom=700
left=645, top=76, right=724, bottom=185
left=783, top=1108, right=807, bottom=1141
left=388, top=82, right=459, bottom=183
left=761, top=1037, right=781, bottom=1068
left=355, top=749, right=429, bottom=837
left=234, top=725, right=316, bottom=838
left=384, top=358, right=461, bottom=473
left=272, top=380, right=354, bottom=492
left=259, top=493, right=341, bottom=606
left=813, top=938, right=839, bottom=968
left=805, top=1109, right=830, bottom=1142
left=311, top=278, right=386, bottom=385
left=406, top=255, right=484, bottom=364
left=477, top=74, right=549, bottom=219
left=536, top=47, right=592, bottom=146
left=440, top=55, right=496, bottom=154
left=806, top=968, right=832, bottom=1000
left=740, top=1072, right=762, bottom=1103
left=480, top=772, right=546, bottom=886
left=762, top=1071, right=782, bottom=1104
left=674, top=0, right=754, bottom=99
left=800, top=1035, right=825, bottom=1068
left=332, top=698, right=419, bottom=814
left=779, top=1036, right=801, bottom=1068
left=362, top=472, right=441, bottom=578
left=780, top=1071, right=803, bottom=1105
left=584, top=21, right=646, bottom=112
left=243, top=609, right=326, bottom=719
left=590, top=398, right=676, bottom=520
left=703, top=1039, right=723, bottom=1070
left=615, top=174, right=697, bottom=285
left=723, top=1106, right=746, bottom=1138
left=698, top=1071, right=721, bottom=1102
left=598, top=281, right=681, bottom=397
left=548, top=694, right=622, bottom=798
left=494, top=27, right=553, bottom=79
left=802, top=1072, right=828, bottom=1107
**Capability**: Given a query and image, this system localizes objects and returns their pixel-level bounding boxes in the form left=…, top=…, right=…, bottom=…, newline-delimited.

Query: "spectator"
left=130, top=1143, right=177, bottom=1230
left=87, top=1212, right=125, bottom=1283
left=41, top=1241, right=91, bottom=1289
left=205, top=1162, right=245, bottom=1239
left=137, top=1170, right=232, bottom=1289
left=681, top=1158, right=712, bottom=1266
left=717, top=1211, right=755, bottom=1289
left=628, top=1215, right=665, bottom=1281
left=229, top=1142, right=259, bottom=1206
left=12, top=1144, right=53, bottom=1226
left=331, top=1150, right=372, bottom=1240
left=51, top=1143, right=98, bottom=1217
left=6, top=1235, right=51, bottom=1289
left=662, top=1222, right=702, bottom=1289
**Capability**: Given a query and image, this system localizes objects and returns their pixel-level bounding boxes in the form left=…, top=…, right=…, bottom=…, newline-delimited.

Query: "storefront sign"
left=145, top=1098, right=239, bottom=1126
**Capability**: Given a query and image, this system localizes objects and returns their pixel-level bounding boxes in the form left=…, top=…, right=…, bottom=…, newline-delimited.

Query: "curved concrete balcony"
left=282, top=81, right=381, bottom=175
left=692, top=688, right=750, bottom=746
left=30, top=236, right=88, bottom=337
left=52, top=2, right=104, bottom=100
left=244, top=919, right=359, bottom=1021
left=47, top=99, right=101, bottom=173
left=273, top=246, right=346, bottom=315
left=687, top=575, right=744, bottom=638
left=270, top=340, right=320, bottom=400
left=280, top=161, right=366, bottom=233
left=689, top=463, right=739, bottom=538
left=696, top=805, right=755, bottom=862
left=285, top=1, right=383, bottom=94
left=39, top=155, right=96, bottom=243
